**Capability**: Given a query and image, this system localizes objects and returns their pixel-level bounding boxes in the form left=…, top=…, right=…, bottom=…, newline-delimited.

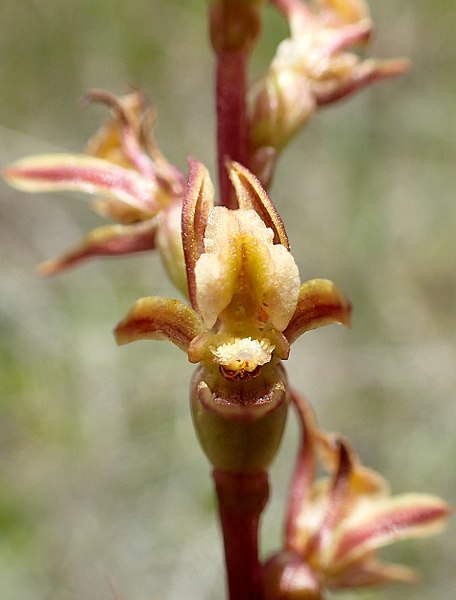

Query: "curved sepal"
left=39, top=220, right=157, bottom=276
left=181, top=158, right=214, bottom=308
left=329, top=558, right=418, bottom=589
left=285, top=392, right=318, bottom=551
left=84, top=89, right=185, bottom=194
left=3, top=154, right=159, bottom=216
left=315, top=429, right=389, bottom=497
left=84, top=88, right=155, bottom=178
left=315, top=58, right=410, bottom=106
left=227, top=160, right=289, bottom=248
left=284, top=279, right=351, bottom=344
left=114, top=296, right=203, bottom=351
left=333, top=494, right=451, bottom=568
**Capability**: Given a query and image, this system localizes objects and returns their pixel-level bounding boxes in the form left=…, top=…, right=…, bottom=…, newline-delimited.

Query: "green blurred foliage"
left=0, top=1, right=455, bottom=599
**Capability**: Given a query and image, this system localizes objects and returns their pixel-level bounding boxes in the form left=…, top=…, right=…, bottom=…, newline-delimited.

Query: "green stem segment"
left=213, top=469, right=269, bottom=600
left=209, top=0, right=262, bottom=208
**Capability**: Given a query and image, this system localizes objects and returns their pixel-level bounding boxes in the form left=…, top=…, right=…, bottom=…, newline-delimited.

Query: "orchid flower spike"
left=3, top=89, right=186, bottom=290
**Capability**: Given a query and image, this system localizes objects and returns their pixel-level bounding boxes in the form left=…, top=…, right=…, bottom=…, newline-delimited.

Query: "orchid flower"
left=115, top=159, right=351, bottom=382
left=262, top=392, right=451, bottom=598
left=114, top=159, right=351, bottom=471
left=3, top=90, right=186, bottom=287
left=249, top=0, right=409, bottom=185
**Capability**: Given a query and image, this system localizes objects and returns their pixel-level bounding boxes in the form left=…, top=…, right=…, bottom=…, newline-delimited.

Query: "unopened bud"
left=250, top=68, right=315, bottom=151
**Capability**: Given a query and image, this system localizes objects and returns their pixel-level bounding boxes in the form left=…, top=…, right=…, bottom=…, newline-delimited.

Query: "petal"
left=85, top=88, right=185, bottom=197
left=301, top=441, right=353, bottom=562
left=91, top=197, right=153, bottom=224
left=319, top=442, right=353, bottom=540
left=322, top=19, right=372, bottom=56
left=84, top=88, right=147, bottom=166
left=39, top=220, right=157, bottom=276
left=241, top=226, right=300, bottom=331
left=319, top=0, right=370, bottom=26
left=227, top=160, right=290, bottom=248
left=271, top=0, right=314, bottom=36
left=333, top=494, right=451, bottom=567
left=114, top=296, right=203, bottom=352
left=181, top=158, right=214, bottom=308
left=315, top=58, right=410, bottom=106
left=257, top=243, right=300, bottom=331
left=285, top=391, right=318, bottom=551
left=155, top=202, right=188, bottom=297
left=3, top=154, right=159, bottom=215
left=315, top=431, right=389, bottom=497
left=194, top=207, right=241, bottom=329
left=283, top=279, right=351, bottom=344
left=329, top=558, right=418, bottom=589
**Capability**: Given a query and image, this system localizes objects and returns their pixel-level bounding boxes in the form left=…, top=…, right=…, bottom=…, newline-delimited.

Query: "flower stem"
left=213, top=469, right=269, bottom=600
left=209, top=0, right=262, bottom=208
left=215, top=50, right=248, bottom=208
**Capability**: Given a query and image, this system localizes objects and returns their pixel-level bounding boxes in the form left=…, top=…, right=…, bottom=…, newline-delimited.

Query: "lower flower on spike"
left=262, top=392, right=451, bottom=598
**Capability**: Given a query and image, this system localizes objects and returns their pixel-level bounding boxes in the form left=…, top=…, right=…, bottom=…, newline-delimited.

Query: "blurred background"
left=0, top=0, right=455, bottom=599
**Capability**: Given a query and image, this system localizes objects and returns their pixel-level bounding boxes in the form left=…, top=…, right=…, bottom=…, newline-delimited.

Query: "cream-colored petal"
left=3, top=154, right=159, bottom=213
left=264, top=244, right=301, bottom=331
left=194, top=207, right=241, bottom=328
left=237, top=210, right=300, bottom=331
left=156, top=202, right=188, bottom=297
left=195, top=253, right=237, bottom=330
left=114, top=296, right=203, bottom=352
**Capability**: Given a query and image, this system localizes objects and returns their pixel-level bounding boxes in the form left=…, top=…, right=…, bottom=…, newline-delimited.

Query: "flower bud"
left=250, top=68, right=315, bottom=152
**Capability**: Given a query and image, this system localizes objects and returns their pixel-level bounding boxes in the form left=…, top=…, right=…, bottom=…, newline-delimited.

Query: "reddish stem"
left=209, top=1, right=262, bottom=208
left=213, top=469, right=269, bottom=600
left=215, top=50, right=248, bottom=209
